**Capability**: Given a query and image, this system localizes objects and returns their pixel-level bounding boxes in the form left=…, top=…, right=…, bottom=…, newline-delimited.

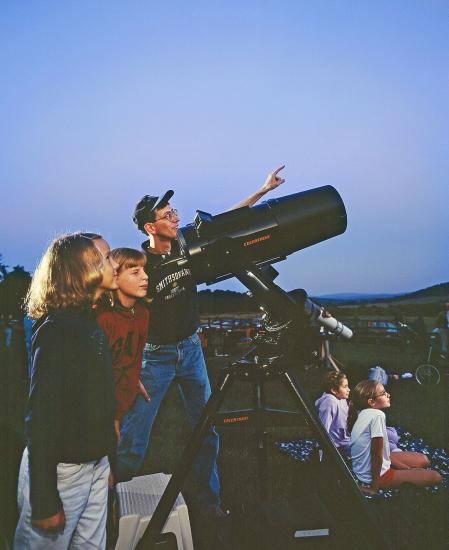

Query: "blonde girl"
left=348, top=380, right=441, bottom=494
left=14, top=233, right=118, bottom=550
left=95, top=248, right=150, bottom=442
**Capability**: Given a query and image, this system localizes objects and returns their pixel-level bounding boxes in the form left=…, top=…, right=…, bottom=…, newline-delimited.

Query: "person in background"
left=315, top=371, right=350, bottom=455
left=316, top=371, right=401, bottom=456
left=435, top=302, right=449, bottom=358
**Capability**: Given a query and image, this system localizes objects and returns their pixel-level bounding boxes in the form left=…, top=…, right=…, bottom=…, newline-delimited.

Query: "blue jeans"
left=14, top=449, right=109, bottom=549
left=117, top=332, right=220, bottom=507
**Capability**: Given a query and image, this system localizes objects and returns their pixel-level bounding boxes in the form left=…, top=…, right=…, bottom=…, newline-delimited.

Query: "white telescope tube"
left=317, top=311, right=353, bottom=339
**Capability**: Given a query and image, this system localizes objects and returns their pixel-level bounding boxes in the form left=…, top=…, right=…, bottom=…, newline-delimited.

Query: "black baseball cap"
left=133, top=190, right=174, bottom=232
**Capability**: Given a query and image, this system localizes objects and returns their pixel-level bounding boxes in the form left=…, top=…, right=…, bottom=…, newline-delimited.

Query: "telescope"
left=138, top=185, right=390, bottom=550
left=160, top=185, right=352, bottom=338
left=177, top=185, right=347, bottom=285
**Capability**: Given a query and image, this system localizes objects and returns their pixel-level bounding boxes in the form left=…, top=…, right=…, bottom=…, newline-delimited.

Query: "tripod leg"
left=323, top=339, right=340, bottom=372
left=280, top=370, right=393, bottom=550
left=136, top=370, right=235, bottom=549
left=254, top=380, right=269, bottom=502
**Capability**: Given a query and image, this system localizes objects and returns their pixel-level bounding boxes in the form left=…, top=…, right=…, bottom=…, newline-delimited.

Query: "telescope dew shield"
left=178, top=185, right=347, bottom=285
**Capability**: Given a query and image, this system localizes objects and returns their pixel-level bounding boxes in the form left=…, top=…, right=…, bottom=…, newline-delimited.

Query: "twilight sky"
left=1, top=1, right=447, bottom=296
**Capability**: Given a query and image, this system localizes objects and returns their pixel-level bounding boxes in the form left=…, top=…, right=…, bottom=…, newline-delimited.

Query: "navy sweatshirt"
left=25, top=308, right=115, bottom=520
left=143, top=240, right=199, bottom=344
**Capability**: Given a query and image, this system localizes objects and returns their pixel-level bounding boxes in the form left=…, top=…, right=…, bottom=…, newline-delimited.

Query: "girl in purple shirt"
left=315, top=372, right=351, bottom=453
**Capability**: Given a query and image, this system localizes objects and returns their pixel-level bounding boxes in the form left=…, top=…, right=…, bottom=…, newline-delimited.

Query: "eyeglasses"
left=155, top=208, right=179, bottom=222
left=373, top=390, right=390, bottom=398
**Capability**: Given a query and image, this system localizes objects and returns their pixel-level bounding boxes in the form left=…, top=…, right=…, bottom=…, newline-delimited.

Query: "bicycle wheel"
left=415, top=363, right=440, bottom=385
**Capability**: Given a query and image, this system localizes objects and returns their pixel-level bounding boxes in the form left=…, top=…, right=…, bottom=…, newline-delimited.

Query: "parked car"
left=347, top=319, right=419, bottom=345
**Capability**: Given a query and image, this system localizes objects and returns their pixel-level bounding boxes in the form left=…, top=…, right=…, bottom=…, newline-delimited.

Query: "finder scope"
left=177, top=185, right=347, bottom=285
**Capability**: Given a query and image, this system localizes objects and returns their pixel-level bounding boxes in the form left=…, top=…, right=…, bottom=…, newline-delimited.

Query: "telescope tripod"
left=317, top=331, right=343, bottom=372
left=136, top=353, right=391, bottom=549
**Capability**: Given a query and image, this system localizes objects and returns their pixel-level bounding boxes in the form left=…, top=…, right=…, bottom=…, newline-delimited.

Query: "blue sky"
left=1, top=1, right=447, bottom=295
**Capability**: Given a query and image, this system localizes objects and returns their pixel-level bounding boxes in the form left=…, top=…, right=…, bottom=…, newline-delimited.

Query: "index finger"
left=273, top=165, right=285, bottom=175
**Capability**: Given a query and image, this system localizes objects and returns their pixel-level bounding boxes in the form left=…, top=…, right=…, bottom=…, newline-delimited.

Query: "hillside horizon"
left=197, top=282, right=449, bottom=314
left=315, top=281, right=449, bottom=305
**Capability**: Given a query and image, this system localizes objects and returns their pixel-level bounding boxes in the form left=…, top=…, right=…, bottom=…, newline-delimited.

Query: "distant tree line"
left=317, top=282, right=449, bottom=319
left=198, top=288, right=446, bottom=320
left=198, top=289, right=258, bottom=314
left=329, top=303, right=442, bottom=319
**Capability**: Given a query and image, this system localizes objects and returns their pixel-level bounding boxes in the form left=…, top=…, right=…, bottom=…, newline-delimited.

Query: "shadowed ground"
left=139, top=341, right=448, bottom=549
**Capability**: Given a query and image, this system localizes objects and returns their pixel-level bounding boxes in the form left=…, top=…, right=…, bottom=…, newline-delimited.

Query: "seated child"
left=367, top=366, right=404, bottom=453
left=315, top=372, right=351, bottom=454
left=348, top=380, right=442, bottom=494
left=95, top=248, right=150, bottom=440
left=316, top=372, right=401, bottom=457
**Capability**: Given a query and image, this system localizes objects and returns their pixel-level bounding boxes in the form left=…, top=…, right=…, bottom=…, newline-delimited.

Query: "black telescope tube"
left=177, top=185, right=347, bottom=285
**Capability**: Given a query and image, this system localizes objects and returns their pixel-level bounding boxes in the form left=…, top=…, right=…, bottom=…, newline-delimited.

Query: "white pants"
left=13, top=448, right=109, bottom=550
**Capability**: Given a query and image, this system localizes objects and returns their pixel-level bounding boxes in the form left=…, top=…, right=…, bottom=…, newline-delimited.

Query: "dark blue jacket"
left=26, top=308, right=115, bottom=519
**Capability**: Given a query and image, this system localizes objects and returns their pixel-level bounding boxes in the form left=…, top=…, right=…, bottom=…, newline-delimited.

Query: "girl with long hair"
left=14, top=232, right=119, bottom=549
left=348, top=380, right=441, bottom=494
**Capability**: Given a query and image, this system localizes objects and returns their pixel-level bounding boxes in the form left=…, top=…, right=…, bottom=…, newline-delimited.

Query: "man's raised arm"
left=229, top=165, right=286, bottom=211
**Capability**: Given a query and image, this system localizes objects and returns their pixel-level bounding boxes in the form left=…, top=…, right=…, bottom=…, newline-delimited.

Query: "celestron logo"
left=223, top=416, right=249, bottom=424
left=243, top=234, right=271, bottom=247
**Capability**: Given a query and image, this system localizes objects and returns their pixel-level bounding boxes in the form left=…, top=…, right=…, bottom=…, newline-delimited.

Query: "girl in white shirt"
left=348, top=380, right=441, bottom=495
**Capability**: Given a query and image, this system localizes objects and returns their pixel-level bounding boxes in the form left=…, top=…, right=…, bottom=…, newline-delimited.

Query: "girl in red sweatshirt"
left=96, top=248, right=150, bottom=440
